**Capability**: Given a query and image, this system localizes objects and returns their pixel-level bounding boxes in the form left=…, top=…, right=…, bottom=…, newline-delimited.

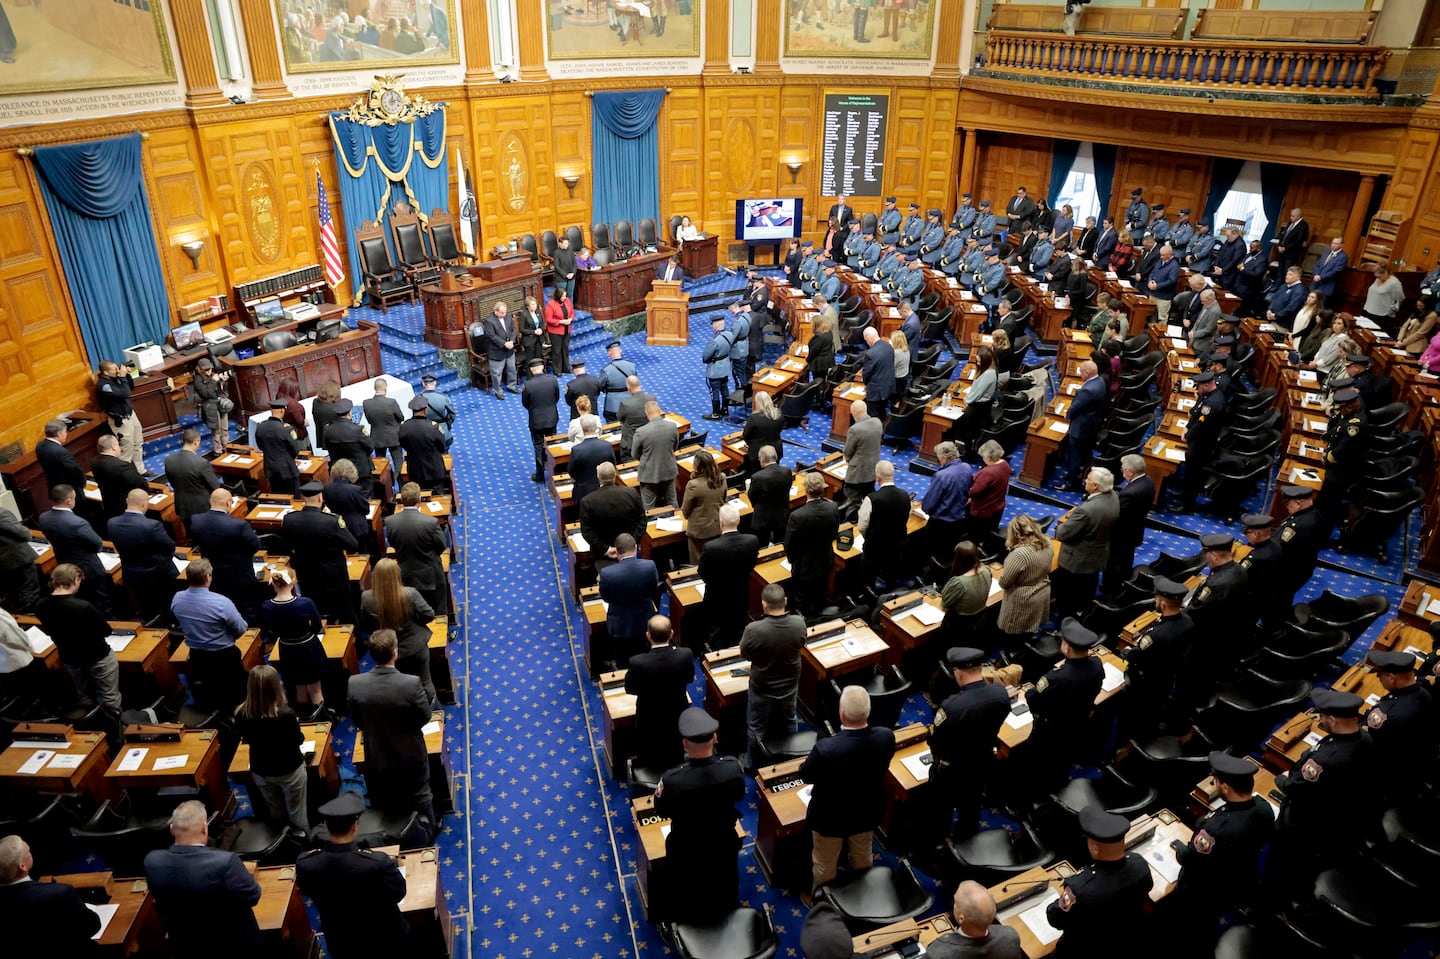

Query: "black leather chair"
left=1054, top=765, right=1158, bottom=820
left=354, top=807, right=423, bottom=850
left=921, top=306, right=954, bottom=344
left=220, top=817, right=300, bottom=863
left=1226, top=387, right=1278, bottom=416
left=814, top=861, right=934, bottom=932
left=1291, top=591, right=1390, bottom=637
left=626, top=756, right=671, bottom=799
left=880, top=407, right=925, bottom=451
left=355, top=222, right=414, bottom=312
left=69, top=799, right=174, bottom=877
left=540, top=230, right=558, bottom=259
left=638, top=217, right=658, bottom=248
left=426, top=220, right=472, bottom=268
left=1314, top=860, right=1440, bottom=941
left=1340, top=486, right=1424, bottom=562
left=207, top=339, right=236, bottom=362
left=1246, top=624, right=1351, bottom=681
left=1366, top=401, right=1409, bottom=434
left=593, top=247, right=614, bottom=267
left=754, top=730, right=818, bottom=766
left=519, top=233, right=540, bottom=262
left=261, top=330, right=298, bottom=353
left=665, top=906, right=778, bottom=959
left=824, top=666, right=911, bottom=731
left=565, top=225, right=585, bottom=251
left=592, top=222, right=611, bottom=251
left=781, top=380, right=823, bottom=428
left=390, top=209, right=442, bottom=286
left=946, top=823, right=1053, bottom=887
left=668, top=214, right=684, bottom=244
left=1195, top=672, right=1311, bottom=751
left=614, top=220, right=635, bottom=252
left=860, top=212, right=878, bottom=235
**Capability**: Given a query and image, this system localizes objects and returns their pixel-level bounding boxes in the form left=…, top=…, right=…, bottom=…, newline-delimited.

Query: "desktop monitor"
left=172, top=321, right=204, bottom=350
left=735, top=198, right=803, bottom=243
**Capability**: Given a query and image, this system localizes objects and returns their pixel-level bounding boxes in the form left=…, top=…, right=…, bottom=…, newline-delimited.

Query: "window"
left=1055, top=142, right=1101, bottom=225
left=1213, top=161, right=1270, bottom=245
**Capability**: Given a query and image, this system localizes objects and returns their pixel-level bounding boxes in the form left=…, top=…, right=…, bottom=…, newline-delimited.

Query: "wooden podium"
left=646, top=280, right=690, bottom=346
left=678, top=234, right=719, bottom=278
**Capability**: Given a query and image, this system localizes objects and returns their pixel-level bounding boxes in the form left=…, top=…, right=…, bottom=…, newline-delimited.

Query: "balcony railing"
left=980, top=30, right=1390, bottom=99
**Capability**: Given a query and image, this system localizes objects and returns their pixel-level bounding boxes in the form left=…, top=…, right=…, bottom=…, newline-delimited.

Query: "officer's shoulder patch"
left=1138, top=636, right=1152, bottom=651
left=1198, top=586, right=1212, bottom=602
left=1193, top=828, right=1216, bottom=855
left=933, top=707, right=947, bottom=726
left=1347, top=424, right=1359, bottom=437
left=1300, top=757, right=1323, bottom=782
left=299, top=848, right=321, bottom=858
left=1366, top=707, right=1386, bottom=729
left=337, top=516, right=347, bottom=528
left=1280, top=526, right=1296, bottom=543
left=1036, top=677, right=1050, bottom=693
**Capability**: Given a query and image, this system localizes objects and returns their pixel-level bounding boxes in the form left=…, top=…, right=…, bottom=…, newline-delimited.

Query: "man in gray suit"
left=0, top=505, right=42, bottom=611
left=841, top=399, right=882, bottom=522
left=163, top=428, right=220, bottom=528
left=383, top=483, right=448, bottom=617
left=348, top=629, right=435, bottom=837
left=1052, top=466, right=1120, bottom=624
left=631, top=401, right=679, bottom=509
left=362, top=379, right=405, bottom=487
left=1189, top=289, right=1222, bottom=360
left=615, top=376, right=656, bottom=460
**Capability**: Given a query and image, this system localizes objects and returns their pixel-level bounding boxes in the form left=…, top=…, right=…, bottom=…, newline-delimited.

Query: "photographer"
left=192, top=357, right=234, bottom=455
left=96, top=359, right=146, bottom=473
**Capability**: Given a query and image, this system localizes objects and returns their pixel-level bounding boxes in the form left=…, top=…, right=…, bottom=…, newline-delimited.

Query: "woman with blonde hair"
left=681, top=449, right=725, bottom=563
left=361, top=558, right=438, bottom=705
left=997, top=514, right=1052, bottom=646
left=566, top=394, right=593, bottom=444
left=891, top=330, right=911, bottom=397
left=258, top=567, right=327, bottom=712
left=235, top=664, right=308, bottom=832
left=741, top=391, right=784, bottom=474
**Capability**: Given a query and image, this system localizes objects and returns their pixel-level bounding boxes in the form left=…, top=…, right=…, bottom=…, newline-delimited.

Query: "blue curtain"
left=330, top=110, right=448, bottom=303
left=1259, top=162, right=1292, bottom=246
left=1092, top=142, right=1118, bottom=222
left=1047, top=139, right=1079, bottom=207
left=591, top=90, right=664, bottom=228
left=33, top=134, right=169, bottom=365
left=1203, top=158, right=1244, bottom=228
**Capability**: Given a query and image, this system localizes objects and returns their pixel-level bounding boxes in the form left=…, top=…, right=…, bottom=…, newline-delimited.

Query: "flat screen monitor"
left=736, top=198, right=803, bottom=243
left=172, top=321, right=204, bottom=350
left=314, top=319, right=343, bottom=343
left=254, top=298, right=286, bottom=324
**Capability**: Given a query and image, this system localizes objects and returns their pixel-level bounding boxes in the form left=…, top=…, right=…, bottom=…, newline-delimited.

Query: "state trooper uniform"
left=928, top=646, right=1011, bottom=843
left=898, top=203, right=925, bottom=253
left=970, top=201, right=996, bottom=242
left=1047, top=806, right=1154, bottom=958
left=879, top=197, right=903, bottom=245
left=1125, top=189, right=1150, bottom=236
left=295, top=791, right=409, bottom=958
left=951, top=194, right=977, bottom=232
left=599, top=343, right=638, bottom=419
left=1121, top=576, right=1193, bottom=736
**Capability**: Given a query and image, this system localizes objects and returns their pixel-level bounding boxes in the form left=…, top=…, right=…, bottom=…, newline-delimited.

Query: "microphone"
left=999, top=876, right=1061, bottom=893
left=994, top=877, right=1061, bottom=911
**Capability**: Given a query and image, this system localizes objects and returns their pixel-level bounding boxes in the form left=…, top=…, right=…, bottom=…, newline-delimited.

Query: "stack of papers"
left=421, top=720, right=443, bottom=737
left=86, top=903, right=119, bottom=940
left=24, top=625, right=52, bottom=655
left=906, top=603, right=944, bottom=627
left=899, top=752, right=933, bottom=783
left=568, top=532, right=591, bottom=552
left=98, top=553, right=122, bottom=572
left=1017, top=891, right=1063, bottom=944
left=153, top=755, right=190, bottom=771
left=1101, top=661, right=1125, bottom=693
left=655, top=516, right=685, bottom=533
left=1004, top=710, right=1033, bottom=730
left=106, top=634, right=134, bottom=654
left=1048, top=421, right=1069, bottom=435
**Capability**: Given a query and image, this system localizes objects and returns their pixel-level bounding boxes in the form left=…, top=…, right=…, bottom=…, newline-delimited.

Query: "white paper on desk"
left=173, top=556, right=190, bottom=574
left=1166, top=325, right=1183, bottom=338
left=779, top=559, right=792, bottom=573
left=908, top=603, right=944, bottom=627
left=1177, top=397, right=1195, bottom=411
left=426, top=501, right=443, bottom=513
left=900, top=752, right=932, bottom=783
left=1138, top=838, right=1184, bottom=884
left=692, top=582, right=706, bottom=598
left=1164, top=448, right=1185, bottom=463
left=1175, top=418, right=1189, bottom=430
left=24, top=625, right=52, bottom=655
left=1306, top=418, right=1326, bottom=433
left=1048, top=421, right=1069, bottom=435
left=1355, top=317, right=1380, bottom=330
left=1171, top=338, right=1188, bottom=350
left=555, top=484, right=573, bottom=496
left=1302, top=730, right=1324, bottom=748
left=48, top=753, right=84, bottom=769
left=1297, top=370, right=1319, bottom=385
left=301, top=740, right=317, bottom=755
left=655, top=517, right=685, bottom=533
left=830, top=462, right=848, bottom=480
left=87, top=902, right=119, bottom=940
left=29, top=541, right=48, bottom=556
left=568, top=533, right=591, bottom=552
left=1004, top=710, right=1033, bottom=730
left=1065, top=383, right=1079, bottom=396
left=1018, top=891, right=1064, bottom=944
left=1117, top=279, right=1133, bottom=289
left=106, top=634, right=133, bottom=653
left=841, top=637, right=864, bottom=655
left=421, top=720, right=442, bottom=736
left=98, top=553, right=121, bottom=572
left=153, top=755, right=189, bottom=771
left=1302, top=392, right=1321, bottom=405
left=296, top=459, right=313, bottom=470
left=116, top=747, right=148, bottom=771
left=1425, top=598, right=1440, bottom=617
left=1106, top=271, right=1119, bottom=279
left=934, top=404, right=963, bottom=420
left=851, top=533, right=865, bottom=553
left=988, top=578, right=1004, bottom=600
left=219, top=453, right=240, bottom=465
left=17, top=750, right=54, bottom=774
left=660, top=824, right=672, bottom=840
left=1008, top=266, right=1021, bottom=274
left=1102, top=661, right=1125, bottom=693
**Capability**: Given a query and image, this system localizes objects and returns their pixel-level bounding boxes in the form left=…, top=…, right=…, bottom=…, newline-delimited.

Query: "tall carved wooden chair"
left=390, top=207, right=441, bottom=287
left=425, top=208, right=474, bottom=272
left=354, top=222, right=414, bottom=312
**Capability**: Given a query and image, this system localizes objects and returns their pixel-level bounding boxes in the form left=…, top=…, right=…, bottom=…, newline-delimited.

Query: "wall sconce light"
left=785, top=160, right=804, bottom=183
left=180, top=239, right=205, bottom=270
left=561, top=173, right=581, bottom=199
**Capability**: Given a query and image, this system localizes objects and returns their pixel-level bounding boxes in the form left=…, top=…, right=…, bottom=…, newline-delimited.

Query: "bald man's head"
left=851, top=398, right=868, bottom=420
left=952, top=881, right=998, bottom=938
left=875, top=461, right=895, bottom=484
left=125, top=488, right=150, bottom=510
left=1080, top=360, right=1098, bottom=380
left=209, top=487, right=233, bottom=510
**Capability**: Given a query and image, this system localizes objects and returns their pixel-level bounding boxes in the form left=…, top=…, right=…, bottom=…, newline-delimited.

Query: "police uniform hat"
left=1179, top=208, right=1192, bottom=215
left=1059, top=616, right=1099, bottom=650
left=269, top=398, right=288, bottom=409
left=1345, top=353, right=1371, bottom=367
left=408, top=395, right=429, bottom=411
left=1130, top=188, right=1144, bottom=197
left=1280, top=484, right=1315, bottom=500
left=1079, top=805, right=1131, bottom=844
left=1212, top=333, right=1238, bottom=347
left=317, top=790, right=366, bottom=821
left=979, top=200, right=992, bottom=208
left=1209, top=751, right=1255, bottom=786
left=885, top=196, right=898, bottom=203
left=823, top=261, right=837, bottom=270
left=1153, top=576, right=1188, bottom=600
left=1241, top=513, right=1272, bottom=529
left=1311, top=687, right=1363, bottom=718
left=1152, top=204, right=1166, bottom=212
left=196, top=357, right=214, bottom=370
left=299, top=481, right=326, bottom=496
left=1200, top=533, right=1234, bottom=551
left=1332, top=387, right=1361, bottom=404
left=1368, top=650, right=1417, bottom=673
left=606, top=340, right=622, bottom=351
left=928, top=208, right=942, bottom=218
left=1193, top=371, right=1217, bottom=384
left=984, top=248, right=1000, bottom=258
left=1326, top=375, right=1355, bottom=390
left=571, top=361, right=587, bottom=372
left=945, top=646, right=986, bottom=670
left=421, top=373, right=437, bottom=384
left=908, top=203, right=920, bottom=210
left=333, top=397, right=353, bottom=415
left=678, top=706, right=718, bottom=741
left=961, top=193, right=972, bottom=200
left=1217, top=314, right=1239, bottom=326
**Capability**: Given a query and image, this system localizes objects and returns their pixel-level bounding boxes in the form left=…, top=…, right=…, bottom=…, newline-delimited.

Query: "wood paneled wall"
left=1281, top=167, right=1362, bottom=252
left=1110, top=147, right=1210, bottom=228
left=973, top=134, right=1052, bottom=214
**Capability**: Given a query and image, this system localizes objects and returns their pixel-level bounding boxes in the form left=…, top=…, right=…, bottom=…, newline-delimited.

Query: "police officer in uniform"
left=1124, top=188, right=1150, bottom=238
left=282, top=481, right=358, bottom=625
left=1013, top=618, right=1104, bottom=802
left=928, top=647, right=1011, bottom=844
left=1318, top=385, right=1367, bottom=519
left=898, top=202, right=925, bottom=254
left=1365, top=650, right=1434, bottom=799
left=295, top=792, right=408, bottom=958
left=256, top=398, right=301, bottom=496
left=1172, top=371, right=1225, bottom=514
left=1275, top=485, right=1329, bottom=609
left=951, top=193, right=977, bottom=233
left=1185, top=533, right=1250, bottom=662
left=879, top=196, right=903, bottom=245
left=1167, top=752, right=1275, bottom=953
left=1120, top=576, right=1192, bottom=739
left=652, top=707, right=746, bottom=922
left=1047, top=805, right=1153, bottom=958
left=1272, top=688, right=1378, bottom=897
left=599, top=341, right=638, bottom=421
left=971, top=200, right=996, bottom=242
left=1238, top=513, right=1285, bottom=638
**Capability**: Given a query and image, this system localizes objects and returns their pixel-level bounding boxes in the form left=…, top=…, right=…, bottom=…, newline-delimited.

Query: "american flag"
left=316, top=171, right=344, bottom=288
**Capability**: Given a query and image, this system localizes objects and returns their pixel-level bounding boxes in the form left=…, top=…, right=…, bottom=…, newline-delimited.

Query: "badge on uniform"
left=1193, top=829, right=1216, bottom=855
left=1300, top=758, right=1323, bottom=782
left=1366, top=708, right=1386, bottom=729
left=1198, top=587, right=1212, bottom=602
left=1280, top=527, right=1296, bottom=542
left=1036, top=677, right=1050, bottom=693
left=934, top=708, right=947, bottom=727
left=1138, top=636, right=1152, bottom=650
left=1347, top=424, right=1359, bottom=437
left=1057, top=887, right=1076, bottom=911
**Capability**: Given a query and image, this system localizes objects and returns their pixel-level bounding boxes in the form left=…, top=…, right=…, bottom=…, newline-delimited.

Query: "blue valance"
left=592, top=90, right=665, bottom=139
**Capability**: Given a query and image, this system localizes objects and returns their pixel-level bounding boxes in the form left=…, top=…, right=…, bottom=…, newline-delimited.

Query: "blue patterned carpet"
left=123, top=271, right=1433, bottom=958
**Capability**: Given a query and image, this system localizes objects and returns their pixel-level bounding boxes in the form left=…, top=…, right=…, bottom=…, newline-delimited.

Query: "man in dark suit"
left=915, top=882, right=1028, bottom=959
left=784, top=472, right=841, bottom=617
left=384, top=483, right=449, bottom=617
left=578, top=463, right=644, bottom=572
left=521, top=358, right=560, bottom=482
left=860, top=328, right=895, bottom=419
left=362, top=380, right=406, bottom=489
left=656, top=253, right=685, bottom=283
left=90, top=433, right=147, bottom=520
left=189, top=487, right=262, bottom=621
left=0, top=506, right=42, bottom=612
left=699, top=504, right=760, bottom=649
left=569, top=419, right=616, bottom=503
left=0, top=834, right=102, bottom=958
left=1092, top=216, right=1119, bottom=269
left=597, top=533, right=660, bottom=667
left=746, top=445, right=792, bottom=547
left=143, top=801, right=261, bottom=959
left=109, top=488, right=176, bottom=620
left=1005, top=186, right=1038, bottom=234
left=564, top=360, right=602, bottom=421
left=36, top=418, right=86, bottom=501
left=1053, top=360, right=1107, bottom=491
left=348, top=629, right=435, bottom=831
left=800, top=685, right=897, bottom=892
left=37, top=484, right=108, bottom=614
left=296, top=791, right=410, bottom=958
left=283, top=481, right=357, bottom=625
left=623, top=614, right=694, bottom=769
left=482, top=302, right=520, bottom=399
left=827, top=194, right=854, bottom=229
left=1274, top=207, right=1310, bottom=273
left=163, top=429, right=220, bottom=527
left=324, top=398, right=375, bottom=490
left=255, top=399, right=301, bottom=496
left=399, top=397, right=449, bottom=492
left=1104, top=454, right=1154, bottom=596
left=615, top=376, right=655, bottom=460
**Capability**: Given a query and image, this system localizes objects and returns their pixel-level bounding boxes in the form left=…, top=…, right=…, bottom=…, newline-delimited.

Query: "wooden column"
left=1343, top=174, right=1376, bottom=258
left=515, top=0, right=548, bottom=81
left=170, top=0, right=227, bottom=108
left=461, top=0, right=493, bottom=82
left=237, top=0, right=291, bottom=100
left=704, top=0, right=731, bottom=75
left=934, top=0, right=963, bottom=79
left=754, top=0, right=781, bottom=74
left=959, top=128, right=979, bottom=199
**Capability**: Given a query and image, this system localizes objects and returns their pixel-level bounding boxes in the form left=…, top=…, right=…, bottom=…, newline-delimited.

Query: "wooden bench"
left=1193, top=8, right=1375, bottom=44
left=987, top=3, right=1185, bottom=39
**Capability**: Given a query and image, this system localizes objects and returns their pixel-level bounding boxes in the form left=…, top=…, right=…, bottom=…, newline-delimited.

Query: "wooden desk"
left=631, top=793, right=745, bottom=920
left=879, top=577, right=1004, bottom=666
left=354, top=710, right=453, bottom=815
left=361, top=845, right=456, bottom=956
left=251, top=863, right=314, bottom=958
left=170, top=629, right=265, bottom=676
left=1396, top=579, right=1440, bottom=631
left=997, top=649, right=1127, bottom=757
left=678, top=234, right=719, bottom=278
left=0, top=410, right=109, bottom=518
left=751, top=364, right=800, bottom=400
left=17, top=616, right=179, bottom=696
left=827, top=382, right=870, bottom=443
left=575, top=248, right=672, bottom=322
left=579, top=585, right=609, bottom=675
left=666, top=566, right=705, bottom=652
left=421, top=270, right=543, bottom=351
left=702, top=646, right=752, bottom=718
left=753, top=757, right=813, bottom=890
left=42, top=871, right=163, bottom=956
left=105, top=728, right=228, bottom=809
left=799, top=618, right=889, bottom=704
left=1140, top=434, right=1186, bottom=504
left=229, top=721, right=341, bottom=799
left=880, top=723, right=932, bottom=844
left=599, top=669, right=636, bottom=776
left=222, top=320, right=380, bottom=420
left=211, top=447, right=266, bottom=487
left=917, top=389, right=966, bottom=466
left=1265, top=458, right=1324, bottom=520
left=0, top=724, right=111, bottom=799
left=1019, top=416, right=1071, bottom=487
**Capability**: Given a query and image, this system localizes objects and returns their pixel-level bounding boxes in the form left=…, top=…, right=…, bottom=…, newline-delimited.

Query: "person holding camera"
left=193, top=357, right=233, bottom=455
left=96, top=359, right=146, bottom=473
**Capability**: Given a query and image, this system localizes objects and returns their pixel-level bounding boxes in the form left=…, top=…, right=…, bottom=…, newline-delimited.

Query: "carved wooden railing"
left=981, top=30, right=1390, bottom=99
